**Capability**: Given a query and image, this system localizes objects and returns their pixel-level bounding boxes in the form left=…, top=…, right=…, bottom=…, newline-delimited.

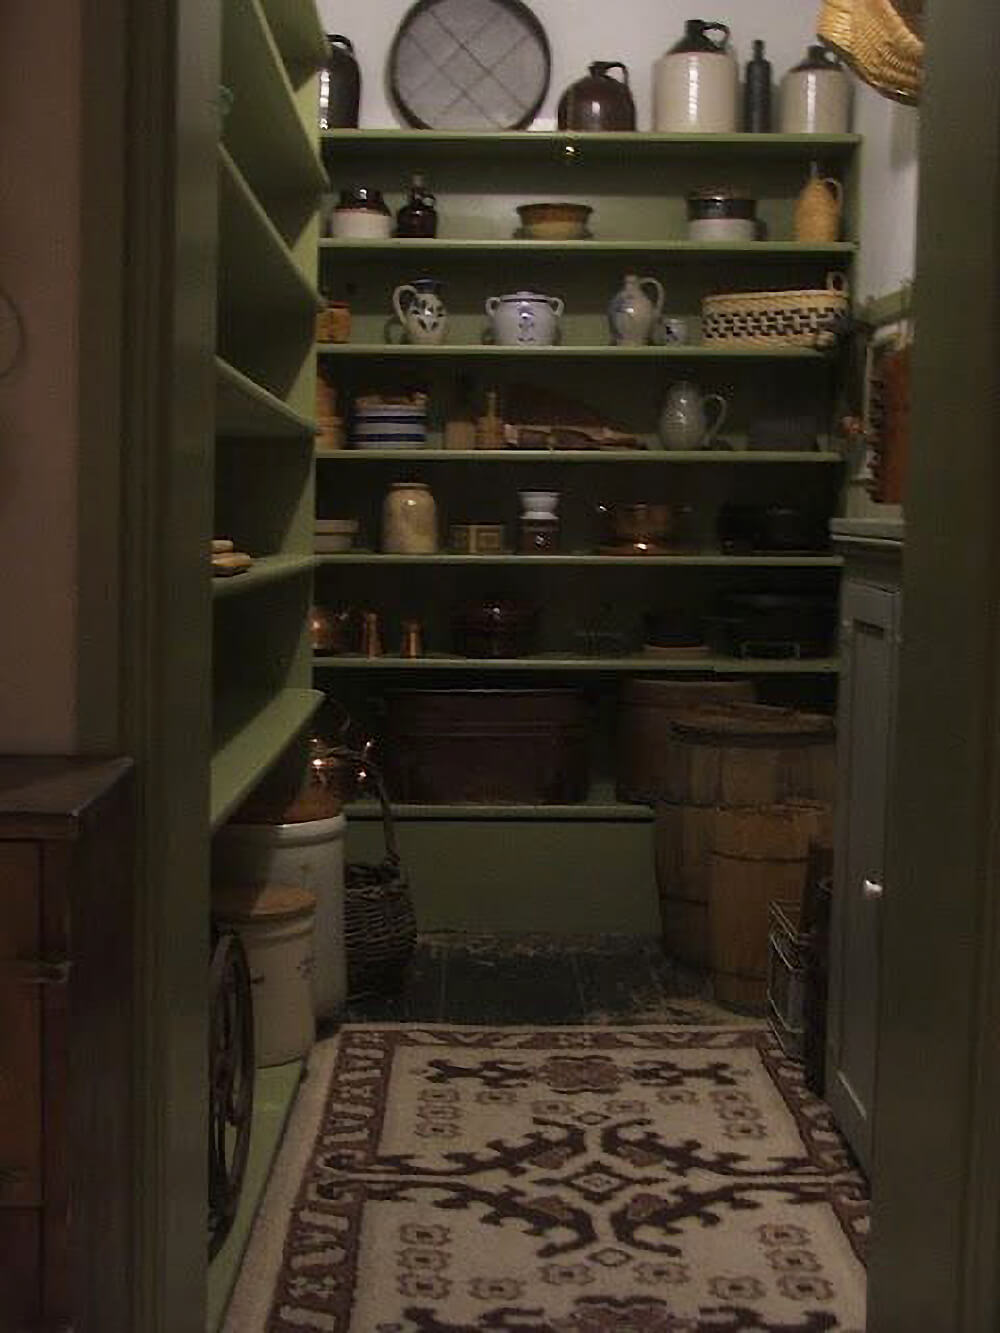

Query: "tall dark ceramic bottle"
left=743, top=39, right=772, bottom=131
left=319, top=34, right=361, bottom=129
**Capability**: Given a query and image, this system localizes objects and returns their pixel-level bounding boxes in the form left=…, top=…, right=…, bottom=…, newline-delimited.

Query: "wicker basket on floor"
left=702, top=273, right=850, bottom=350
left=343, top=761, right=417, bottom=1000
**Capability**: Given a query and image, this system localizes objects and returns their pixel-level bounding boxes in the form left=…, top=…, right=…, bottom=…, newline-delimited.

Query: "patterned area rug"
left=268, top=1027, right=868, bottom=1332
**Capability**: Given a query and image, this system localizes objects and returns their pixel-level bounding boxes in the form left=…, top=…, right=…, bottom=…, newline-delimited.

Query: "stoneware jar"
left=686, top=190, right=757, bottom=242
left=794, top=169, right=844, bottom=242
left=779, top=45, right=852, bottom=134
left=392, top=278, right=448, bottom=345
left=331, top=187, right=392, bottom=239
left=653, top=19, right=737, bottom=133
left=608, top=273, right=665, bottom=345
left=485, top=291, right=564, bottom=346
left=658, top=380, right=728, bottom=450
left=382, top=481, right=438, bottom=553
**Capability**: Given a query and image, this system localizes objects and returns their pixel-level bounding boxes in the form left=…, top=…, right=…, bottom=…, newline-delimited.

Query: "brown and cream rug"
left=263, top=1026, right=867, bottom=1332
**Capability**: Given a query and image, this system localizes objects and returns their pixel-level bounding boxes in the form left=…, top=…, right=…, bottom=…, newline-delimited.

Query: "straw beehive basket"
left=819, top=0, right=924, bottom=105
left=702, top=272, right=850, bottom=350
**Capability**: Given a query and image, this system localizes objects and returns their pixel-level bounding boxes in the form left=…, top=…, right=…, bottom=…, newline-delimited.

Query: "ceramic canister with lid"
left=382, top=481, right=438, bottom=553
left=687, top=190, right=757, bottom=242
left=212, top=883, right=317, bottom=1065
left=779, top=45, right=852, bottom=134
left=653, top=20, right=737, bottom=133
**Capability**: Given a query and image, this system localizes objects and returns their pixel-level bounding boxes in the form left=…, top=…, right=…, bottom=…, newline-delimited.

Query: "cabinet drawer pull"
left=0, top=958, right=70, bottom=984
left=862, top=877, right=884, bottom=900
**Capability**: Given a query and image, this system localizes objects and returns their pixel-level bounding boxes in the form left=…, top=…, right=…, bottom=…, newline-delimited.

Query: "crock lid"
left=212, top=883, right=316, bottom=923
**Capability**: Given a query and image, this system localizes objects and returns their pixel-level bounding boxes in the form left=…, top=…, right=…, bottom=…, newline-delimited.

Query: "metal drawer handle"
left=0, top=958, right=70, bottom=984
left=862, top=877, right=884, bottom=900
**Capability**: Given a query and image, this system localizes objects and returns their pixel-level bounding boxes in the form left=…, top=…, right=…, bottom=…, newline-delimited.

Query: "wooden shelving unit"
left=209, top=1, right=326, bottom=1325
left=315, top=126, right=857, bottom=935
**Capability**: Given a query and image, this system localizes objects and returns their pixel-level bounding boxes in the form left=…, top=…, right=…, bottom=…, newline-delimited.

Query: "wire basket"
left=341, top=757, right=417, bottom=1000
left=702, top=272, right=850, bottom=350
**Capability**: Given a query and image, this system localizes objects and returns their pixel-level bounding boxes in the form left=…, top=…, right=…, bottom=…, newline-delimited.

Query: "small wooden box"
left=449, top=523, right=506, bottom=554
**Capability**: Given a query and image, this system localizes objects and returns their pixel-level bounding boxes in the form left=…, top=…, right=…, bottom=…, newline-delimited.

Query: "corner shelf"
left=313, top=654, right=841, bottom=675
left=216, top=357, right=317, bottom=437
left=315, top=447, right=843, bottom=464
left=212, top=553, right=315, bottom=599
left=222, top=0, right=327, bottom=201
left=321, top=129, right=862, bottom=163
left=210, top=687, right=323, bottom=830
left=314, top=552, right=843, bottom=568
left=258, top=0, right=327, bottom=70
left=218, top=145, right=322, bottom=318
left=316, top=342, right=831, bottom=361
left=319, top=238, right=857, bottom=260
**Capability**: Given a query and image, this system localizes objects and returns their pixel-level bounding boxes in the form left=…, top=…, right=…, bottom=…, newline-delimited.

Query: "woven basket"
left=343, top=764, right=417, bottom=1000
left=702, top=273, right=850, bottom=350
left=819, top=0, right=924, bottom=105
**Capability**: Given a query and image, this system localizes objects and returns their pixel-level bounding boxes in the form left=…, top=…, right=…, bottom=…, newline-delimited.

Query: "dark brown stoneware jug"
left=557, top=62, right=636, bottom=131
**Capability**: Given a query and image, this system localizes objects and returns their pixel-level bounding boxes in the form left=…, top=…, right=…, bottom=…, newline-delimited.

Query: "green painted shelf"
left=258, top=0, right=327, bottom=69
left=222, top=0, right=327, bottom=201
left=212, top=553, right=315, bottom=599
left=321, top=129, right=862, bottom=161
left=206, top=1060, right=304, bottom=1332
left=319, top=238, right=857, bottom=258
left=216, top=357, right=317, bottom=437
left=316, top=342, right=830, bottom=360
left=314, top=447, right=842, bottom=464
left=211, top=686, right=324, bottom=829
left=314, top=552, right=843, bottom=568
left=218, top=145, right=322, bottom=318
left=345, top=798, right=655, bottom=822
left=314, top=654, right=841, bottom=674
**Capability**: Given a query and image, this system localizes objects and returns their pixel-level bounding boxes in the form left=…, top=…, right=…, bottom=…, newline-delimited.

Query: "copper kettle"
left=557, top=62, right=636, bottom=132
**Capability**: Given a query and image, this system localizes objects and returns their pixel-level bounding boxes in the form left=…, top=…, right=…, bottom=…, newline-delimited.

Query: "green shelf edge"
left=212, top=553, right=314, bottom=599
left=211, top=687, right=324, bottom=829
left=344, top=799, right=655, bottom=822
left=313, top=654, right=841, bottom=675
left=216, top=357, right=317, bottom=437
left=321, top=129, right=861, bottom=155
left=319, top=238, right=857, bottom=257
left=222, top=0, right=327, bottom=201
left=258, top=0, right=327, bottom=70
left=314, top=447, right=843, bottom=464
left=219, top=145, right=323, bottom=317
left=206, top=1060, right=304, bottom=1332
left=315, top=343, right=830, bottom=360
left=314, top=552, right=844, bottom=568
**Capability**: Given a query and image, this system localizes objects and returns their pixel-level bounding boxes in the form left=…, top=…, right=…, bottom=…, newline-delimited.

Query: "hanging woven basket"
left=818, top=0, right=924, bottom=105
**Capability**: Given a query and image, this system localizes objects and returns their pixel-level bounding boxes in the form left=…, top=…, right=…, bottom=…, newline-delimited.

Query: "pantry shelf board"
left=320, top=129, right=862, bottom=161
left=313, top=654, right=842, bottom=674
left=314, top=552, right=844, bottom=568
left=343, top=798, right=655, bottom=822
left=319, top=238, right=857, bottom=258
left=218, top=145, right=322, bottom=316
left=315, top=343, right=830, bottom=361
left=258, top=0, right=328, bottom=69
left=222, top=0, right=327, bottom=202
left=212, top=553, right=315, bottom=600
left=211, top=687, right=324, bottom=830
left=216, top=357, right=317, bottom=437
left=315, top=448, right=843, bottom=464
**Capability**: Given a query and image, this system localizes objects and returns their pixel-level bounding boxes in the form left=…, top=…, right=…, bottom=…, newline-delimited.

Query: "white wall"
left=854, top=84, right=919, bottom=301
left=318, top=1, right=821, bottom=130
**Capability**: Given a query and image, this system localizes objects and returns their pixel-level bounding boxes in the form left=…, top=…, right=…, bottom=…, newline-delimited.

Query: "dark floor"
left=341, top=934, right=735, bottom=1026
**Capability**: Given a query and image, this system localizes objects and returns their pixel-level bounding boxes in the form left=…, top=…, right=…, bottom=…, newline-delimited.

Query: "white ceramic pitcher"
left=658, top=380, right=728, bottom=450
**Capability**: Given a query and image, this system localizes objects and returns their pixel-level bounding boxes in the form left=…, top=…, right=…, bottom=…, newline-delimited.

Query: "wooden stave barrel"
left=708, top=801, right=832, bottom=1012
left=655, top=703, right=835, bottom=969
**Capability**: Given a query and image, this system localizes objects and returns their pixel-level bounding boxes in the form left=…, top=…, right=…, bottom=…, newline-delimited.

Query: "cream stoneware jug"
left=608, top=273, right=665, bottom=345
left=658, top=380, right=728, bottom=450
left=653, top=19, right=737, bottom=132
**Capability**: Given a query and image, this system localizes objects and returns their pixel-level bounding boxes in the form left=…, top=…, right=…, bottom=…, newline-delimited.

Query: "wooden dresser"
left=0, top=758, right=135, bottom=1333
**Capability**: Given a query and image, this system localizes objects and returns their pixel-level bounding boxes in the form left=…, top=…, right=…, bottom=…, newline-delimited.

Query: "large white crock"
left=485, top=291, right=564, bottom=346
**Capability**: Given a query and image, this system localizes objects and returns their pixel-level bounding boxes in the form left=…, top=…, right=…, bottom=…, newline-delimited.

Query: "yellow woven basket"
left=702, top=273, right=850, bottom=350
left=819, top=0, right=924, bottom=105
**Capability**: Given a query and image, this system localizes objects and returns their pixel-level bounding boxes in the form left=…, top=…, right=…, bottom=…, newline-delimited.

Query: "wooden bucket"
left=655, top=704, right=835, bottom=968
left=708, top=801, right=831, bottom=1012
left=617, top=679, right=755, bottom=801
